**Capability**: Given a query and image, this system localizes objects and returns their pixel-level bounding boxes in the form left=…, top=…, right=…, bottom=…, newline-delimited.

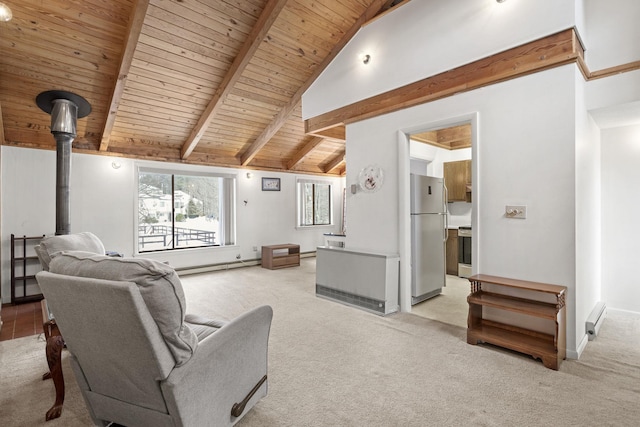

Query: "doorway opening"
left=407, top=120, right=473, bottom=328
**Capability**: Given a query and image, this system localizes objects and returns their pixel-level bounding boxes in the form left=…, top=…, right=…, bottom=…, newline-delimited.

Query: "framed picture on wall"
left=262, top=177, right=281, bottom=191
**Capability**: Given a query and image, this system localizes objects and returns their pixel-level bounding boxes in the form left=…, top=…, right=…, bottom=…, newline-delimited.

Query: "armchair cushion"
left=35, top=231, right=105, bottom=271
left=49, top=251, right=198, bottom=365
left=185, top=314, right=227, bottom=342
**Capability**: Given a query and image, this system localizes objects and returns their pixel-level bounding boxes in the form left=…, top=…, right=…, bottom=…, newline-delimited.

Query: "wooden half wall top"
left=305, top=28, right=631, bottom=137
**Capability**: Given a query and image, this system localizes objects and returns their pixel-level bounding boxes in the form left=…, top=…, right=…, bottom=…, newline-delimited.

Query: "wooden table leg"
left=45, top=334, right=65, bottom=420
left=41, top=300, right=65, bottom=421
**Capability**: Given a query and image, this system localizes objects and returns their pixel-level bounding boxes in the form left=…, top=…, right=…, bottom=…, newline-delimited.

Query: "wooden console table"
left=261, top=244, right=300, bottom=270
left=466, top=274, right=566, bottom=370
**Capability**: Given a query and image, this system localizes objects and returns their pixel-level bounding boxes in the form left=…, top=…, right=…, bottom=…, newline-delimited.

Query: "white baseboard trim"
left=570, top=333, right=589, bottom=360
left=177, top=259, right=261, bottom=275
left=177, top=251, right=316, bottom=276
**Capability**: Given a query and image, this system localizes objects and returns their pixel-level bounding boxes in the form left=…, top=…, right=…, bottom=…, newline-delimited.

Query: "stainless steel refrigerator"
left=410, top=174, right=447, bottom=305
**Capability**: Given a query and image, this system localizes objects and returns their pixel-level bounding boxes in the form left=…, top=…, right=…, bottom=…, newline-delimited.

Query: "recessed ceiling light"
left=0, top=2, right=12, bottom=22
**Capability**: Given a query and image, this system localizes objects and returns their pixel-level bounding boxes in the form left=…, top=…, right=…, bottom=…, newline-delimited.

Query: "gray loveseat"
left=35, top=233, right=273, bottom=426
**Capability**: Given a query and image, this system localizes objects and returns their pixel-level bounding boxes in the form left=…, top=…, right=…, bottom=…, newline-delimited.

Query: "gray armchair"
left=36, top=250, right=272, bottom=426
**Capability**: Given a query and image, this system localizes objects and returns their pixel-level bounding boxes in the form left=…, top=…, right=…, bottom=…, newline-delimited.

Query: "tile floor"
left=0, top=301, right=44, bottom=341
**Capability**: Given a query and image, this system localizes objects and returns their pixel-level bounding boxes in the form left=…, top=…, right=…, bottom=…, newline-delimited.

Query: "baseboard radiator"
left=586, top=301, right=607, bottom=341
left=315, top=247, right=399, bottom=316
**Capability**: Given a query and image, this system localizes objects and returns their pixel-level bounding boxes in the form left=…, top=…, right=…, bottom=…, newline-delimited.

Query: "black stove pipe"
left=36, top=91, right=91, bottom=235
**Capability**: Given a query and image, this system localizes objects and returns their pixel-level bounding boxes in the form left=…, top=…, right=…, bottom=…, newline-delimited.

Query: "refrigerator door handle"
left=443, top=184, right=449, bottom=243
left=444, top=213, right=448, bottom=243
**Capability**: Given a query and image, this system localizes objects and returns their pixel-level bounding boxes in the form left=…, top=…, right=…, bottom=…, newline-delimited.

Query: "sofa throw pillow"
left=36, top=232, right=106, bottom=271
left=48, top=251, right=198, bottom=365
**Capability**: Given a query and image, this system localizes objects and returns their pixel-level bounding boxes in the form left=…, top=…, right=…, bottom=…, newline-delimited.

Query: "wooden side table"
left=466, top=274, right=566, bottom=370
left=261, top=244, right=300, bottom=269
left=41, top=299, right=65, bottom=421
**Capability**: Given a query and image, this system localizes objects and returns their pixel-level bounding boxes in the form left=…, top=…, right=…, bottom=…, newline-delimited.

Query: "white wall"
left=346, top=66, right=581, bottom=353
left=0, top=146, right=345, bottom=303
left=601, top=124, right=640, bottom=313
left=574, top=71, right=602, bottom=355
left=300, top=0, right=640, bottom=358
left=582, top=0, right=640, bottom=317
left=583, top=0, right=640, bottom=70
left=303, top=0, right=576, bottom=119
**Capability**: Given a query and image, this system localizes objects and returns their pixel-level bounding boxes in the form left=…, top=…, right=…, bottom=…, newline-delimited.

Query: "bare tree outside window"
left=300, top=182, right=332, bottom=226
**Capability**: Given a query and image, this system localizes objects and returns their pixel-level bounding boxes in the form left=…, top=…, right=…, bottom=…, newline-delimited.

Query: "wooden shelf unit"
left=11, top=234, right=46, bottom=304
left=466, top=274, right=566, bottom=370
left=261, top=244, right=300, bottom=270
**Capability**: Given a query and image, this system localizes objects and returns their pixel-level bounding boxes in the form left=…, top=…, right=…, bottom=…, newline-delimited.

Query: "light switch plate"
left=505, top=205, right=526, bottom=219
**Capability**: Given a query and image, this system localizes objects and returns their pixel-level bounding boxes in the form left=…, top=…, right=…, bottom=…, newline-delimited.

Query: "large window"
left=137, top=168, right=235, bottom=252
left=298, top=179, right=332, bottom=226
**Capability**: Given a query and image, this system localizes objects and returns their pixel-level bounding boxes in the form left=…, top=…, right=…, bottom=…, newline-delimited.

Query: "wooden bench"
left=261, top=244, right=300, bottom=270
left=466, top=274, right=566, bottom=370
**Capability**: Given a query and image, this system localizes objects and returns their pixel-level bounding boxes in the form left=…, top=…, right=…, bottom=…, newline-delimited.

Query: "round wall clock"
left=358, top=164, right=384, bottom=193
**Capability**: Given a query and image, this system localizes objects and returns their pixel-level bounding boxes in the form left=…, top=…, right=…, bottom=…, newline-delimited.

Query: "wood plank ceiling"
left=0, top=0, right=404, bottom=176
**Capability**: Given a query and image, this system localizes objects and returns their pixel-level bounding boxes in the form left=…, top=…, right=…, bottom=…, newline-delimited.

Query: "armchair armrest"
left=161, top=305, right=273, bottom=426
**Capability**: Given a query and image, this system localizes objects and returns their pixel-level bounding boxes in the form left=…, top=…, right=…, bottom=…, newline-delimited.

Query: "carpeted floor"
left=1, top=258, right=639, bottom=426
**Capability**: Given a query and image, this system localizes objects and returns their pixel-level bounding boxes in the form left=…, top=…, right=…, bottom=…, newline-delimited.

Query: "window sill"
left=295, top=224, right=335, bottom=230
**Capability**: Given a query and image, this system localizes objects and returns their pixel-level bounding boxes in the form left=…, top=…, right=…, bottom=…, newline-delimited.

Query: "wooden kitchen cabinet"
left=443, top=160, right=471, bottom=202
left=445, top=228, right=458, bottom=276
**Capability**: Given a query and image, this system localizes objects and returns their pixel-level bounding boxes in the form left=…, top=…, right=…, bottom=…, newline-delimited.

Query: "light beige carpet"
left=1, top=258, right=639, bottom=426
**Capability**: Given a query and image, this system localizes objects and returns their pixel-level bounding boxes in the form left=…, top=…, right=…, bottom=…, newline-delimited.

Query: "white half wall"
left=601, top=124, right=640, bottom=313
left=0, top=146, right=345, bottom=303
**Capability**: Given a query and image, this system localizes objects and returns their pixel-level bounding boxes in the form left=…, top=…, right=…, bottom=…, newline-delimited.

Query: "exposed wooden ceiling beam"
left=0, top=102, right=5, bottom=144
left=324, top=151, right=346, bottom=173
left=239, top=0, right=391, bottom=166
left=589, top=59, right=640, bottom=80
left=286, top=136, right=324, bottom=170
left=410, top=132, right=438, bottom=145
left=308, top=125, right=346, bottom=141
left=180, top=0, right=289, bottom=160
left=437, top=124, right=470, bottom=142
left=99, top=0, right=150, bottom=152
left=305, top=28, right=583, bottom=135
left=412, top=124, right=472, bottom=150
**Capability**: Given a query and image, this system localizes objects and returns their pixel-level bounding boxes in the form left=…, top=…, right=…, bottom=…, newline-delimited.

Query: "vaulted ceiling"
left=0, top=0, right=405, bottom=176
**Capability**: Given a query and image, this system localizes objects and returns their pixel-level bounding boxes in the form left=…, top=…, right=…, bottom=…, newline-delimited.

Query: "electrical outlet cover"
left=505, top=205, right=526, bottom=219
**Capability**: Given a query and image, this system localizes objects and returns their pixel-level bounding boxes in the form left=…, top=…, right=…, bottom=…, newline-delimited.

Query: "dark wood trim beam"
left=286, top=137, right=324, bottom=170
left=308, top=125, right=346, bottom=141
left=589, top=60, right=640, bottom=80
left=0, top=102, right=5, bottom=144
left=99, top=0, right=150, bottom=152
left=305, top=28, right=583, bottom=135
left=180, top=0, right=289, bottom=159
left=239, top=0, right=391, bottom=166
left=323, top=152, right=346, bottom=173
